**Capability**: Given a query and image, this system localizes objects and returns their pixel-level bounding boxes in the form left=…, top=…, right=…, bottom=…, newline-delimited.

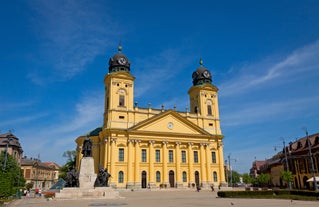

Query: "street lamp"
left=228, top=154, right=237, bottom=187
left=303, top=128, right=318, bottom=192
left=274, top=138, right=292, bottom=190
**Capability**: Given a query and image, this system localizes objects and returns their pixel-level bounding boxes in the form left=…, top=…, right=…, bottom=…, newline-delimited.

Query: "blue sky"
left=1, top=0, right=319, bottom=173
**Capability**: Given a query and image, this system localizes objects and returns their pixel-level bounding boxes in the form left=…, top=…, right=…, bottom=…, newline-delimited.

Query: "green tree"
left=242, top=173, right=252, bottom=184
left=0, top=152, right=25, bottom=198
left=59, top=150, right=77, bottom=180
left=280, top=171, right=293, bottom=188
left=255, top=173, right=271, bottom=187
left=228, top=170, right=240, bottom=185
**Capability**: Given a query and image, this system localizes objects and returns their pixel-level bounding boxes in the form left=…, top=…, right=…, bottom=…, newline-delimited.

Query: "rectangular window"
left=181, top=151, right=186, bottom=163
left=211, top=152, right=216, bottom=163
left=119, top=95, right=125, bottom=106
left=119, top=148, right=124, bottom=161
left=156, top=150, right=161, bottom=162
left=25, top=169, right=31, bottom=178
left=194, top=151, right=198, bottom=163
left=142, top=149, right=147, bottom=162
left=207, top=105, right=212, bottom=115
left=169, top=150, right=174, bottom=163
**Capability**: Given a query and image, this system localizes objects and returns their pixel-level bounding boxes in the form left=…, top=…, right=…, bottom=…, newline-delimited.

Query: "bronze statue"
left=81, top=136, right=92, bottom=157
left=65, top=167, right=79, bottom=187
left=94, top=164, right=111, bottom=187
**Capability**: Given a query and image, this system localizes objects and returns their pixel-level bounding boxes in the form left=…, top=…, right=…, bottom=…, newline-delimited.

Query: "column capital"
left=188, top=142, right=193, bottom=146
left=149, top=140, right=155, bottom=144
left=200, top=142, right=209, bottom=147
left=175, top=142, right=181, bottom=146
left=162, top=141, right=168, bottom=145
left=128, top=139, right=134, bottom=143
left=110, top=138, right=117, bottom=142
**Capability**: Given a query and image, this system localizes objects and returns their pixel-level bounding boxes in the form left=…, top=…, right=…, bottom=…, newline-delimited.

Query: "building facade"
left=253, top=132, right=319, bottom=190
left=0, top=132, right=23, bottom=165
left=75, top=46, right=226, bottom=189
left=20, top=157, right=60, bottom=190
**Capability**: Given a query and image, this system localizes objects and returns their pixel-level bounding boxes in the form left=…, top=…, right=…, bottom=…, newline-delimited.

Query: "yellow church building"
left=75, top=46, right=226, bottom=189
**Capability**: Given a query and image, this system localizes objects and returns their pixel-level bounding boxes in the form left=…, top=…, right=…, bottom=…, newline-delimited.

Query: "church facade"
left=75, top=46, right=226, bottom=189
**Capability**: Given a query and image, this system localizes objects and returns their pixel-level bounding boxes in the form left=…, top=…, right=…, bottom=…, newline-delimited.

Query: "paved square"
left=8, top=190, right=319, bottom=207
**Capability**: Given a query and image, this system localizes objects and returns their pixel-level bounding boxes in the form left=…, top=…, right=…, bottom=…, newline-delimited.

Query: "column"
left=175, top=142, right=183, bottom=188
left=127, top=139, right=134, bottom=188
left=188, top=142, right=194, bottom=187
left=109, top=138, right=117, bottom=187
left=134, top=140, right=141, bottom=188
left=149, top=140, right=155, bottom=188
left=200, top=143, right=208, bottom=188
left=205, top=144, right=212, bottom=186
left=162, top=141, right=169, bottom=186
left=103, top=138, right=108, bottom=168
left=218, top=141, right=227, bottom=186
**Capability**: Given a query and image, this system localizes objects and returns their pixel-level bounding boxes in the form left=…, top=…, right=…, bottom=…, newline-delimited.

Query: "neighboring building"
left=252, top=132, right=319, bottom=190
left=20, top=157, right=60, bottom=190
left=75, top=46, right=226, bottom=189
left=287, top=133, right=319, bottom=190
left=250, top=160, right=266, bottom=178
left=0, top=132, right=23, bottom=164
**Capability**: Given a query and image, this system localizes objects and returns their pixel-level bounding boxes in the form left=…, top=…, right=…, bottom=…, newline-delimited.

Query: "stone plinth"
left=55, top=157, right=120, bottom=199
left=55, top=187, right=120, bottom=199
left=78, top=157, right=96, bottom=188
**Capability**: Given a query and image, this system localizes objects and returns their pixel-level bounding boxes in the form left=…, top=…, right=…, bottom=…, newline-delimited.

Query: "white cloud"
left=220, top=39, right=319, bottom=97
left=27, top=0, right=122, bottom=84
left=221, top=95, right=319, bottom=127
left=134, top=48, right=193, bottom=98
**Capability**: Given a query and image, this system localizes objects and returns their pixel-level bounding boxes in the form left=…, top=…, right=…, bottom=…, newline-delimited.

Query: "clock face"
left=118, top=57, right=127, bottom=65
left=203, top=70, right=210, bottom=78
left=167, top=122, right=174, bottom=129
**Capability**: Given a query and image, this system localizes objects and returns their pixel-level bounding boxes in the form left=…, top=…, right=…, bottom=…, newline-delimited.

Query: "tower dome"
left=108, top=44, right=131, bottom=73
left=192, top=58, right=212, bottom=86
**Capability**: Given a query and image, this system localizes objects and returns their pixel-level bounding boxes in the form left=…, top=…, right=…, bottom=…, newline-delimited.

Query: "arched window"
left=118, top=171, right=124, bottom=183
left=213, top=171, right=218, bottom=182
left=207, top=105, right=212, bottom=115
left=156, top=171, right=161, bottom=182
left=119, top=95, right=125, bottom=106
left=182, top=171, right=187, bottom=182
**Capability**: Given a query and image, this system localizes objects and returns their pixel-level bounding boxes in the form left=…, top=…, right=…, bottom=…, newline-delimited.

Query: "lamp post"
left=228, top=154, right=237, bottom=187
left=282, top=138, right=292, bottom=190
left=274, top=137, right=292, bottom=189
left=303, top=128, right=318, bottom=192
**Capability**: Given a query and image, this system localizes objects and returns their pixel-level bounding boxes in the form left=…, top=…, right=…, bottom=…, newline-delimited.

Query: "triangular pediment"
left=128, top=110, right=211, bottom=136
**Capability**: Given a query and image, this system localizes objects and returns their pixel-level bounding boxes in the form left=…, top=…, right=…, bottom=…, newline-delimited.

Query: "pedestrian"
left=211, top=185, right=215, bottom=192
left=196, top=185, right=201, bottom=192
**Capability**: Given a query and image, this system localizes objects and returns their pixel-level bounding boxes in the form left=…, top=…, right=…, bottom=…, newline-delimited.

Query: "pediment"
left=128, top=110, right=210, bottom=136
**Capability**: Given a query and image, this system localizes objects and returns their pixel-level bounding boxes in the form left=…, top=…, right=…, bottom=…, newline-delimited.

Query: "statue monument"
left=81, top=136, right=92, bottom=157
left=94, top=164, right=111, bottom=187
left=55, top=136, right=119, bottom=199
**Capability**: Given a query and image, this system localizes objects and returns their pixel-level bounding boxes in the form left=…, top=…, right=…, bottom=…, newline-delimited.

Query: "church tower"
left=188, top=59, right=221, bottom=134
left=103, top=45, right=135, bottom=128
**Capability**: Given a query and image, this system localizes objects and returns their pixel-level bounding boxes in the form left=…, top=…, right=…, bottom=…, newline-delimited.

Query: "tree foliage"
left=242, top=173, right=252, bottom=184
left=0, top=152, right=25, bottom=198
left=59, top=150, right=77, bottom=180
left=280, top=170, right=293, bottom=187
left=228, top=170, right=241, bottom=185
left=254, top=173, right=271, bottom=187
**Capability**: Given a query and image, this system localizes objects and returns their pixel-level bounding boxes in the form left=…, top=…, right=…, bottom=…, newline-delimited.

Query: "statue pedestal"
left=55, top=157, right=120, bottom=199
left=78, top=157, right=96, bottom=188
